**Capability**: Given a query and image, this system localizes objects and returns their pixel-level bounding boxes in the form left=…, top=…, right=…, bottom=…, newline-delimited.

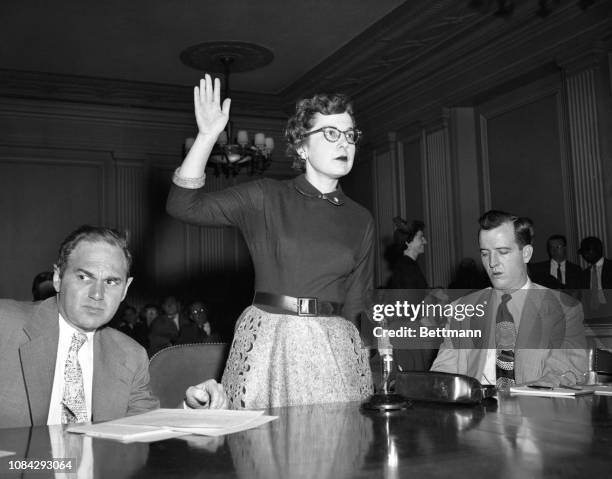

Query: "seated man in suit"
left=431, top=210, right=587, bottom=389
left=177, top=301, right=222, bottom=345
left=148, top=295, right=193, bottom=356
left=0, top=225, right=227, bottom=429
left=578, top=236, right=612, bottom=319
left=117, top=304, right=149, bottom=348
left=529, top=234, right=582, bottom=290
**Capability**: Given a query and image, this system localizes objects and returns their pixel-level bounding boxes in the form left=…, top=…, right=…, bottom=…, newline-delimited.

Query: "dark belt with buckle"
left=253, top=291, right=343, bottom=317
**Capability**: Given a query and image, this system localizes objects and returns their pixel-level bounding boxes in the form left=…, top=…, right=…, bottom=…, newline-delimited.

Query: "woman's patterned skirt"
left=221, top=306, right=373, bottom=409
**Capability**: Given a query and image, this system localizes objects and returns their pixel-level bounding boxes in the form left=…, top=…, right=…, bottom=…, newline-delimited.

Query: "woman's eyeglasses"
left=301, top=126, right=362, bottom=145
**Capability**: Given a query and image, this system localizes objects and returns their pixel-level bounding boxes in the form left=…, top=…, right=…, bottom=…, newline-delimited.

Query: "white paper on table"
left=170, top=414, right=278, bottom=437
left=67, top=423, right=190, bottom=442
left=110, top=408, right=265, bottom=429
left=582, top=385, right=612, bottom=396
left=67, top=408, right=274, bottom=442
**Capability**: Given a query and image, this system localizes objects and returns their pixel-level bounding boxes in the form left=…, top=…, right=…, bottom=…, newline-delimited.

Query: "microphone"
left=377, top=324, right=394, bottom=394
left=361, top=318, right=411, bottom=412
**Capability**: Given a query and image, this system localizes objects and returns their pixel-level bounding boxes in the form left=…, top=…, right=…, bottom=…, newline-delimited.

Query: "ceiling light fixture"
left=180, top=41, right=275, bottom=177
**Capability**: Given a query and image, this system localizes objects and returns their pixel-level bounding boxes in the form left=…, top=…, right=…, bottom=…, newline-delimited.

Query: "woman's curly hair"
left=285, top=93, right=356, bottom=171
left=393, top=216, right=425, bottom=251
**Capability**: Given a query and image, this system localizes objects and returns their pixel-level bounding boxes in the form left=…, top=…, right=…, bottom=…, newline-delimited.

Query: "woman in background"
left=386, top=217, right=441, bottom=371
left=167, top=75, right=373, bottom=409
left=387, top=217, right=428, bottom=289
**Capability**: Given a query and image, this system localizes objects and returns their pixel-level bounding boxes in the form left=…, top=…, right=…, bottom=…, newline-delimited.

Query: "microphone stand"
left=362, top=320, right=410, bottom=411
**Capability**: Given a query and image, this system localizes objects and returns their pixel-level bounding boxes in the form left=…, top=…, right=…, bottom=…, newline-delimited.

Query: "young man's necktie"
left=495, top=294, right=515, bottom=390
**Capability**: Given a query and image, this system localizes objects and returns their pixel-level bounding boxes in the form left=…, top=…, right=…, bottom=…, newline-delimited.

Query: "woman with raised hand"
left=168, top=74, right=373, bottom=409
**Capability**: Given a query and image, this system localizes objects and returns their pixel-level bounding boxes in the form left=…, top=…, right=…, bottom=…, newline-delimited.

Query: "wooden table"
left=1, top=394, right=611, bottom=478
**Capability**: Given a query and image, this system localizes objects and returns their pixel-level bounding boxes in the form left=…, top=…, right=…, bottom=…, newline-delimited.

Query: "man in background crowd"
left=177, top=300, right=221, bottom=344
left=118, top=304, right=149, bottom=348
left=148, top=295, right=192, bottom=356
left=529, top=234, right=582, bottom=290
left=579, top=236, right=612, bottom=319
left=31, top=271, right=56, bottom=301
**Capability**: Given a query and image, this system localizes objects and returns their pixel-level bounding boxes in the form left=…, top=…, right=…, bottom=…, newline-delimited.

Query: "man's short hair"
left=56, top=225, right=132, bottom=278
left=478, top=210, right=534, bottom=248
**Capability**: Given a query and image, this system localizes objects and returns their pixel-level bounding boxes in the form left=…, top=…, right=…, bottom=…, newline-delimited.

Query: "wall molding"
left=422, top=126, right=455, bottom=287
left=564, top=66, right=609, bottom=248
left=372, top=147, right=395, bottom=286
left=0, top=69, right=286, bottom=119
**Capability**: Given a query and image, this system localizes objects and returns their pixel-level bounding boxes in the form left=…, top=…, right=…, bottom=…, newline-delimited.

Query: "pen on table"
left=527, top=384, right=583, bottom=391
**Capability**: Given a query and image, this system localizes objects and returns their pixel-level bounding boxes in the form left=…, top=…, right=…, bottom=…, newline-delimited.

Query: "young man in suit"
left=528, top=234, right=582, bottom=290
left=431, top=211, right=587, bottom=388
left=0, top=225, right=226, bottom=428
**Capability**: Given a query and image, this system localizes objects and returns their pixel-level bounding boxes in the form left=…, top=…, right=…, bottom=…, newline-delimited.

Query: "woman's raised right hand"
left=194, top=74, right=231, bottom=139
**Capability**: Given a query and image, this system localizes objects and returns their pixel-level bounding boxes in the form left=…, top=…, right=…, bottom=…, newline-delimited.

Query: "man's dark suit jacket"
left=118, top=320, right=149, bottom=348
left=0, top=297, right=159, bottom=428
left=581, top=258, right=612, bottom=318
left=148, top=313, right=192, bottom=356
left=582, top=258, right=612, bottom=289
left=175, top=322, right=222, bottom=345
left=529, top=260, right=583, bottom=290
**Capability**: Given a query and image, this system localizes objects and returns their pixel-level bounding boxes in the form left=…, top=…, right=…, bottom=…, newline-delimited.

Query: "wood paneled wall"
left=478, top=76, right=573, bottom=262
left=345, top=46, right=611, bottom=289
